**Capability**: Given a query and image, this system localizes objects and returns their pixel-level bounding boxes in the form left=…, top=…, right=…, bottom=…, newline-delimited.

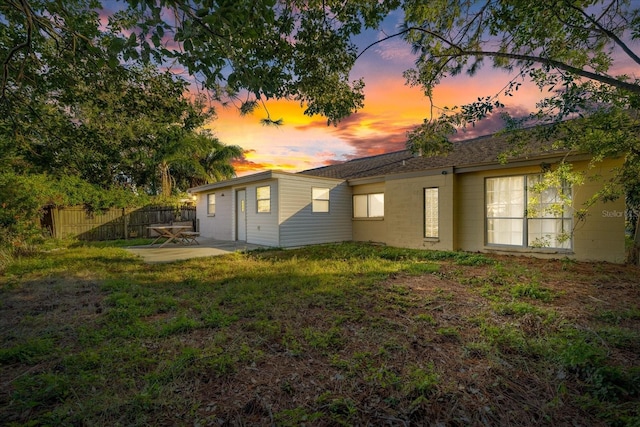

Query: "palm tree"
left=198, top=139, right=244, bottom=184
left=163, top=131, right=244, bottom=194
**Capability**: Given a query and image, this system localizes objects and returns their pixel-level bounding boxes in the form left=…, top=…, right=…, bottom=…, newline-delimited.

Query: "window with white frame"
left=207, top=193, right=216, bottom=215
left=486, top=175, right=572, bottom=249
left=312, top=187, right=330, bottom=213
left=353, top=193, right=384, bottom=218
left=256, top=185, right=271, bottom=213
left=424, top=188, right=439, bottom=238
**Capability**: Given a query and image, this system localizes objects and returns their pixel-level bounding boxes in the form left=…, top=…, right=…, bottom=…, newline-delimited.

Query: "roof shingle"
left=299, top=132, right=563, bottom=180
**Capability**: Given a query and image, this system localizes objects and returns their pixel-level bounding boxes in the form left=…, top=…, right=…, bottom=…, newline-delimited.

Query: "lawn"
left=1, top=241, right=639, bottom=426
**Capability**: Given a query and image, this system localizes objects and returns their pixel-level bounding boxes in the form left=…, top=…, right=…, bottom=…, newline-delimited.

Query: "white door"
left=236, top=189, right=247, bottom=241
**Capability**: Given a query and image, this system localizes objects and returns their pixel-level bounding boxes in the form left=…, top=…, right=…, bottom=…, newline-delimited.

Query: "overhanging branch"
left=435, top=48, right=640, bottom=95
left=565, top=1, right=640, bottom=66
left=2, top=0, right=34, bottom=100
left=357, top=25, right=640, bottom=96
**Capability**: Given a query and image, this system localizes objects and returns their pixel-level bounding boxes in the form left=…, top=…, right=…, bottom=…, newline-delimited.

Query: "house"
left=188, top=132, right=626, bottom=263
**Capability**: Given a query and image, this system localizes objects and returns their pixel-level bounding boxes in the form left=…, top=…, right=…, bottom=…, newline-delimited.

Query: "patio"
left=125, top=238, right=266, bottom=263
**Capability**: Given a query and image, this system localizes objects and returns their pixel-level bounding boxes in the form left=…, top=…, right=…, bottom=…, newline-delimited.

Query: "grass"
left=1, top=241, right=639, bottom=426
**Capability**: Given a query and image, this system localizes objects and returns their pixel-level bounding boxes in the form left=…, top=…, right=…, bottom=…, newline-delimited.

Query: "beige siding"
left=352, top=182, right=387, bottom=243
left=571, top=159, right=626, bottom=262
left=384, top=173, right=455, bottom=251
left=456, top=158, right=626, bottom=262
left=279, top=176, right=352, bottom=247
left=454, top=172, right=486, bottom=252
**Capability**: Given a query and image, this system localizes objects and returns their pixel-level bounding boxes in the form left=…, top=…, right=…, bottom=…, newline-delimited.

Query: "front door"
left=236, top=189, right=247, bottom=241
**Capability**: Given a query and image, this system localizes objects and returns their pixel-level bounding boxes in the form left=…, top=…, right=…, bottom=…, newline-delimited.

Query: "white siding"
left=245, top=180, right=280, bottom=246
left=279, top=176, right=352, bottom=247
left=214, top=190, right=234, bottom=240
left=197, top=188, right=233, bottom=240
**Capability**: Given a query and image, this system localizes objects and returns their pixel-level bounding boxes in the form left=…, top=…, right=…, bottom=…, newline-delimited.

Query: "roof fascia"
left=189, top=170, right=346, bottom=193
left=453, top=153, right=591, bottom=174
left=188, top=170, right=275, bottom=193
left=384, top=167, right=456, bottom=182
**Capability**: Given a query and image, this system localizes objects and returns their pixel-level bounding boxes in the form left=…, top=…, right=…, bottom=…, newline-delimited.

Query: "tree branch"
left=566, top=1, right=640, bottom=66
left=356, top=28, right=413, bottom=60
left=435, top=47, right=640, bottom=95
left=2, top=0, right=34, bottom=100
left=356, top=8, right=640, bottom=94
left=395, top=25, right=640, bottom=96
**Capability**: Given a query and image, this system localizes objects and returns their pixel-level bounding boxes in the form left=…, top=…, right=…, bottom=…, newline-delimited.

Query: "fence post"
left=123, top=207, right=128, bottom=240
left=51, top=207, right=60, bottom=239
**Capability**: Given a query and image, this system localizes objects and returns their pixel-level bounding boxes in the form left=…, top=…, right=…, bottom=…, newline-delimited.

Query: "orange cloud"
left=208, top=62, right=548, bottom=176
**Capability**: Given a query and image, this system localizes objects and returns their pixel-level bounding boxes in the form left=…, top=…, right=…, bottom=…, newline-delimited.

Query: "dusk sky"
left=99, top=3, right=634, bottom=177
left=208, top=10, right=546, bottom=176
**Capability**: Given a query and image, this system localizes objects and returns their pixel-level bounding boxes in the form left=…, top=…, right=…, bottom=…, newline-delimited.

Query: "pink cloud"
left=450, top=105, right=532, bottom=141
left=295, top=112, right=415, bottom=159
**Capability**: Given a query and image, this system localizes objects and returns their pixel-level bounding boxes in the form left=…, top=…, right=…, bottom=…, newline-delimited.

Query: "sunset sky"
left=207, top=10, right=546, bottom=176
left=98, top=3, right=634, bottom=177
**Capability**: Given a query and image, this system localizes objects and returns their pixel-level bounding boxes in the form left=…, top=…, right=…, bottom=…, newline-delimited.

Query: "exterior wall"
left=196, top=187, right=233, bottom=240
left=571, top=158, right=626, bottom=262
left=352, top=182, right=387, bottom=244
left=384, top=172, right=455, bottom=251
left=454, top=170, right=486, bottom=253
left=278, top=176, right=352, bottom=247
left=455, top=158, right=626, bottom=263
left=245, top=179, right=280, bottom=246
left=192, top=157, right=625, bottom=263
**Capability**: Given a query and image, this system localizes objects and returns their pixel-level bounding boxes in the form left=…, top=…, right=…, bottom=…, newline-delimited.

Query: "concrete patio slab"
left=125, top=238, right=266, bottom=263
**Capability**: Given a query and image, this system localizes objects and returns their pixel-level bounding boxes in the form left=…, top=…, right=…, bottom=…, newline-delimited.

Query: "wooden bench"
left=171, top=221, right=199, bottom=245
left=179, top=231, right=200, bottom=245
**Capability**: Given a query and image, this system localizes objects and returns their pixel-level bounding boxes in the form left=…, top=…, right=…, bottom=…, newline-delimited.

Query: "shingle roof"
left=299, top=131, right=565, bottom=180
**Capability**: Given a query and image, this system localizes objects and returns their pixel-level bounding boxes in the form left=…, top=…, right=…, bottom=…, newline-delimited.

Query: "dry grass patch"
left=1, top=242, right=638, bottom=426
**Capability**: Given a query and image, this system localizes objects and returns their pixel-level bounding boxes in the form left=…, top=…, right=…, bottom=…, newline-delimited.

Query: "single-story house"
left=188, top=132, right=626, bottom=263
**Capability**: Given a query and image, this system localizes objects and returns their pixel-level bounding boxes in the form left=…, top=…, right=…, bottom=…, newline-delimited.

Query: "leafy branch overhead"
left=4, top=1, right=639, bottom=125
left=109, top=0, right=399, bottom=125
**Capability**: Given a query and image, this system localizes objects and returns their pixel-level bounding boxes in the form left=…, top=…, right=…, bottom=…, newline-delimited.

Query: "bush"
left=0, top=172, right=49, bottom=249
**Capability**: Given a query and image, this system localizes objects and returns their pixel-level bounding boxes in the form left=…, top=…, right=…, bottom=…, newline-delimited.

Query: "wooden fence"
left=42, top=205, right=196, bottom=241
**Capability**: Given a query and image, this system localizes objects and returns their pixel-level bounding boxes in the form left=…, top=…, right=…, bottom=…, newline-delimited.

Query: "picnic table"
left=147, top=225, right=198, bottom=248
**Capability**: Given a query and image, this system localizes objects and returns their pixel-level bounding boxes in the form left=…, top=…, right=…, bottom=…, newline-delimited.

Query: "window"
left=312, top=187, right=330, bottom=213
left=424, top=188, right=439, bottom=238
left=486, top=175, right=572, bottom=249
left=353, top=193, right=384, bottom=218
left=207, top=193, right=216, bottom=215
left=256, top=185, right=271, bottom=213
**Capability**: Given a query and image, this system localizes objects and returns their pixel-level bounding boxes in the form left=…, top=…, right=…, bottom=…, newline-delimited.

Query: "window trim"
left=312, top=187, right=330, bottom=213
left=353, top=193, right=384, bottom=219
left=424, top=187, right=439, bottom=239
left=256, top=185, right=271, bottom=213
left=485, top=174, right=573, bottom=250
left=207, top=193, right=216, bottom=216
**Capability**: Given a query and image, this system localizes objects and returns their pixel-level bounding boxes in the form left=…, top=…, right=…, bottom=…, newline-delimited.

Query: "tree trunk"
left=160, top=161, right=171, bottom=197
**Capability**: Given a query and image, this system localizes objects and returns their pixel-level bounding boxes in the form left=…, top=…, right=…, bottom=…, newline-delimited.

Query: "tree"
left=1, top=0, right=242, bottom=196
left=2, top=0, right=400, bottom=126
left=176, top=132, right=244, bottom=188
left=155, top=130, right=244, bottom=197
